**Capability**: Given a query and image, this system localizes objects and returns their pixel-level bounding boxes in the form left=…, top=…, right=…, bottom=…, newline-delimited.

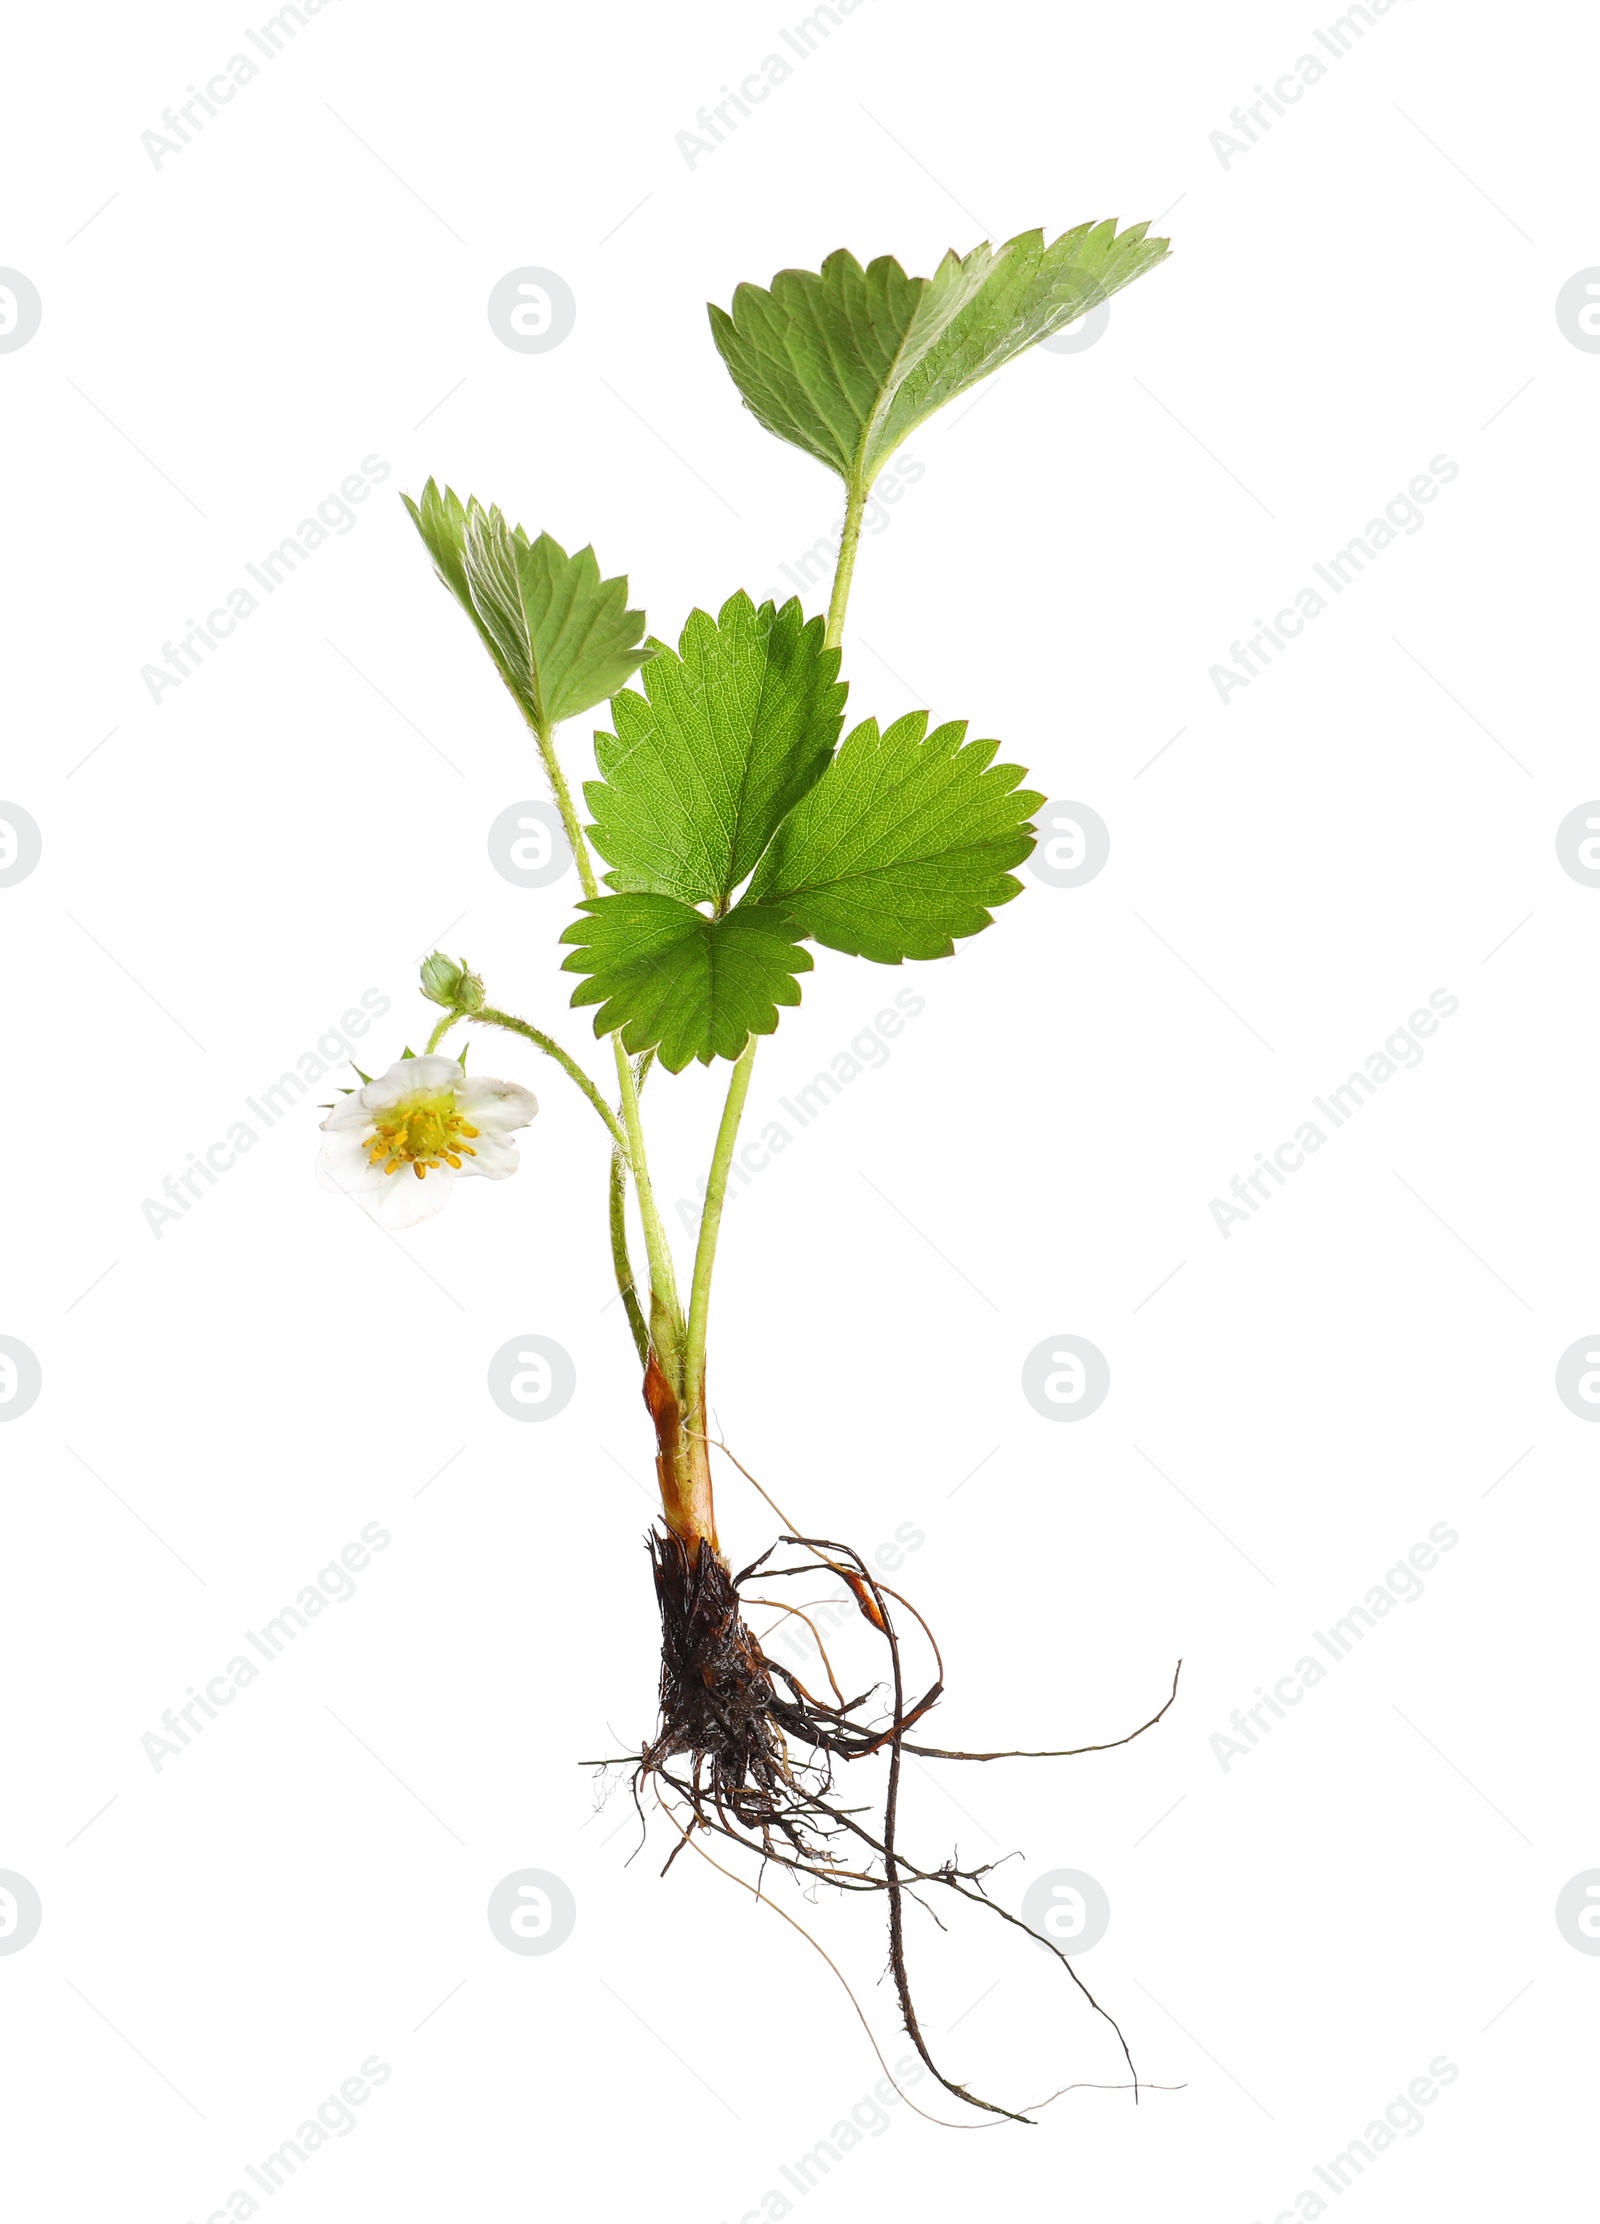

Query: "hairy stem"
left=684, top=1035, right=758, bottom=1425
left=424, top=1013, right=460, bottom=1055
left=686, top=490, right=864, bottom=1352
left=613, top=1042, right=682, bottom=1359
left=609, top=1148, right=650, bottom=1368
left=824, top=481, right=868, bottom=649
left=470, top=1007, right=630, bottom=1159
left=529, top=710, right=684, bottom=1359
left=528, top=711, right=600, bottom=904
left=672, top=505, right=867, bottom=1544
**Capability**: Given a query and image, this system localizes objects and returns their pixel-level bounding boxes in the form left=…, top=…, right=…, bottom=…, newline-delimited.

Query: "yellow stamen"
left=362, top=1087, right=483, bottom=1181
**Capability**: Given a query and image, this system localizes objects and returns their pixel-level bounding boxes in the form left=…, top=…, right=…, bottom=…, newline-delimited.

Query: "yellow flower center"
left=363, top=1088, right=481, bottom=1180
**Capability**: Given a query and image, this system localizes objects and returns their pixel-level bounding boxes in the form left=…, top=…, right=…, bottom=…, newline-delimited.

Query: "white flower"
left=318, top=1055, right=537, bottom=1227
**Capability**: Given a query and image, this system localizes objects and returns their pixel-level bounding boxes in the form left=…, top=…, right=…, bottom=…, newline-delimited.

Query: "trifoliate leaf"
left=710, top=222, right=1171, bottom=492
left=747, top=712, right=1042, bottom=962
left=402, top=478, right=653, bottom=729
left=586, top=591, right=846, bottom=907
left=560, top=893, right=812, bottom=1072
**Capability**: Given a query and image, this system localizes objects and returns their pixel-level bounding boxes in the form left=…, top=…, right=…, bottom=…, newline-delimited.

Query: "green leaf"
left=708, top=247, right=997, bottom=486
left=586, top=590, right=846, bottom=907
left=710, top=221, right=1171, bottom=491
left=402, top=479, right=518, bottom=689
left=401, top=478, right=653, bottom=728
left=747, top=712, right=1043, bottom=962
left=402, top=477, right=477, bottom=608
left=560, top=893, right=812, bottom=1072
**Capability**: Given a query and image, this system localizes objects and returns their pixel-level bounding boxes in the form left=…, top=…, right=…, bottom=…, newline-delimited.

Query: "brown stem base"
left=643, top=1355, right=716, bottom=1556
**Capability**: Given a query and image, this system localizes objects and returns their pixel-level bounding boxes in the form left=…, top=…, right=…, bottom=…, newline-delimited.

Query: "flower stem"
left=613, top=1044, right=684, bottom=1362
left=470, top=1007, right=630, bottom=1159
left=610, top=1147, right=650, bottom=1368
left=424, top=1013, right=460, bottom=1055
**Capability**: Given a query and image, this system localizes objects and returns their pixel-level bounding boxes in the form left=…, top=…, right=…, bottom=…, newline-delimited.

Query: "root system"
left=598, top=1460, right=1181, bottom=2127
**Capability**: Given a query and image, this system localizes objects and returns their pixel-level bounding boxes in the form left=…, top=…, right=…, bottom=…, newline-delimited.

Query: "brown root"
left=601, top=1517, right=1182, bottom=2127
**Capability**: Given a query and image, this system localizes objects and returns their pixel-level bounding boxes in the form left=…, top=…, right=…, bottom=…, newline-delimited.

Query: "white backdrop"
left=4, top=0, right=1596, bottom=2216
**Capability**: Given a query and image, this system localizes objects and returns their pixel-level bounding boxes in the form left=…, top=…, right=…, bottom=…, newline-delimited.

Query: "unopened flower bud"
left=420, top=951, right=485, bottom=1012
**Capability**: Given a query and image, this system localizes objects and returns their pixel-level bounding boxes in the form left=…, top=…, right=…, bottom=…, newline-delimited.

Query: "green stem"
left=609, top=1147, right=650, bottom=1368
left=613, top=1043, right=683, bottom=1360
left=528, top=709, right=684, bottom=1354
left=677, top=491, right=867, bottom=1439
left=470, top=1007, right=630, bottom=1159
left=424, top=1013, right=460, bottom=1055
left=824, top=481, right=868, bottom=649
left=462, top=1000, right=627, bottom=1156
left=683, top=1035, right=758, bottom=1418
left=527, top=710, right=601, bottom=903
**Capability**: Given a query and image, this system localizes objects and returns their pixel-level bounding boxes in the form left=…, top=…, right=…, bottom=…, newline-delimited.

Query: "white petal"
left=366, top=1161, right=457, bottom=1226
left=316, top=1130, right=457, bottom=1225
left=316, top=1127, right=381, bottom=1191
left=359, top=1055, right=465, bottom=1111
left=457, top=1074, right=538, bottom=1131
left=456, top=1127, right=521, bottom=1181
left=321, top=1093, right=379, bottom=1135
